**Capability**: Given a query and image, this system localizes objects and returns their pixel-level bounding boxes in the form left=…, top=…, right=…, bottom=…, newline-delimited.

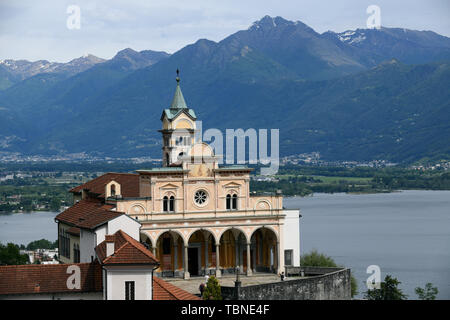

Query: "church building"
left=55, top=72, right=301, bottom=280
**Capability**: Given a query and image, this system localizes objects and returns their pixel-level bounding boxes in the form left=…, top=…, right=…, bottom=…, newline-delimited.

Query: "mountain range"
left=0, top=16, right=449, bottom=163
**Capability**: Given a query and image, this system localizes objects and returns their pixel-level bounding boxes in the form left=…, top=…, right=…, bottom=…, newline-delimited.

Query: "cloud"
left=0, top=0, right=449, bottom=62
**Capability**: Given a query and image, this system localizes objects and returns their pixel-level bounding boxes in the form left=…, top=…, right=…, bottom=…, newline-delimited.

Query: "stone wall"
left=285, top=266, right=344, bottom=276
left=221, top=267, right=351, bottom=300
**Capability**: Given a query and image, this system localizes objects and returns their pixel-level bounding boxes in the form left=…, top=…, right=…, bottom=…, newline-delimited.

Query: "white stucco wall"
left=80, top=229, right=97, bottom=263
left=283, top=209, right=301, bottom=267
left=95, top=225, right=107, bottom=245
left=105, top=267, right=153, bottom=300
left=106, top=215, right=140, bottom=241
left=78, top=215, right=140, bottom=263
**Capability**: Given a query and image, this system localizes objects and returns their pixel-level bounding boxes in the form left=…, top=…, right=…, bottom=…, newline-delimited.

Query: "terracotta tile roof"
left=55, top=198, right=122, bottom=230
left=66, top=227, right=81, bottom=236
left=153, top=277, right=201, bottom=300
left=70, top=173, right=140, bottom=198
left=96, top=230, right=159, bottom=265
left=0, top=262, right=102, bottom=296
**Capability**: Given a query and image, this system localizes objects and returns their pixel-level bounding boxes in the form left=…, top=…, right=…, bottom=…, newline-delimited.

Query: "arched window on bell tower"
left=165, top=153, right=170, bottom=167
left=226, top=194, right=231, bottom=210
left=110, top=184, right=116, bottom=197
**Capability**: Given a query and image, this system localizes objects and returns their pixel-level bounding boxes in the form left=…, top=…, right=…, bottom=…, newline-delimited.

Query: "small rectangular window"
left=125, top=281, right=135, bottom=300
left=284, top=250, right=293, bottom=266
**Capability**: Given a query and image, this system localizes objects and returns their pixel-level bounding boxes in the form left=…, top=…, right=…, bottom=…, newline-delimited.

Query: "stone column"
left=246, top=242, right=252, bottom=276
left=234, top=239, right=239, bottom=269
left=184, top=244, right=190, bottom=279
left=240, top=244, right=244, bottom=271
left=276, top=241, right=281, bottom=274
left=252, top=243, right=256, bottom=273
left=215, top=243, right=221, bottom=278
left=173, top=242, right=178, bottom=276
left=204, top=239, right=209, bottom=274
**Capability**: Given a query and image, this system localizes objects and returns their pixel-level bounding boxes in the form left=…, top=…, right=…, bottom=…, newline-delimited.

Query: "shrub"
left=202, top=276, right=222, bottom=300
left=301, top=249, right=358, bottom=297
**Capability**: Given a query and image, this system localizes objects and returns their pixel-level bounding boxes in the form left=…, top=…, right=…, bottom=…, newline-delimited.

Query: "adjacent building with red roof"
left=0, top=229, right=199, bottom=300
left=55, top=198, right=141, bottom=264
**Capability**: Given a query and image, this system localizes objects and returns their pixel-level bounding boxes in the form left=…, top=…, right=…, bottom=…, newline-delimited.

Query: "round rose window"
left=194, top=190, right=208, bottom=206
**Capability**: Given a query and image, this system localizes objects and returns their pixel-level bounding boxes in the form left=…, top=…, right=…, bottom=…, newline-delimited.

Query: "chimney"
left=105, top=235, right=115, bottom=257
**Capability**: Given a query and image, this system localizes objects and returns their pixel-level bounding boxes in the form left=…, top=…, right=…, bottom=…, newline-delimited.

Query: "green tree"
left=26, top=239, right=57, bottom=250
left=301, top=249, right=338, bottom=267
left=415, top=283, right=438, bottom=300
left=50, top=198, right=61, bottom=212
left=202, top=276, right=222, bottom=300
left=0, top=243, right=29, bottom=265
left=301, top=249, right=358, bottom=298
left=364, top=275, right=407, bottom=300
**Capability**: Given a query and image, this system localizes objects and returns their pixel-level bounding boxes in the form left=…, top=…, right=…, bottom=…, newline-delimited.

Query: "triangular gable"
left=223, top=182, right=241, bottom=188
left=160, top=183, right=179, bottom=189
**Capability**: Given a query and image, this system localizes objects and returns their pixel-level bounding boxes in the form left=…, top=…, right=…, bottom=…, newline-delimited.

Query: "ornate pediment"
left=223, top=182, right=241, bottom=188
left=160, top=183, right=178, bottom=189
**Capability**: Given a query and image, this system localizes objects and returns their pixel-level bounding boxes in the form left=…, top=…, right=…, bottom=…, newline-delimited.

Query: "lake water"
left=0, top=211, right=58, bottom=245
left=1, top=190, right=449, bottom=299
left=285, top=190, right=450, bottom=299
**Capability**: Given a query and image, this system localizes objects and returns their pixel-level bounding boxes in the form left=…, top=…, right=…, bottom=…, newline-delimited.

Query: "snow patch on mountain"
left=337, top=30, right=367, bottom=44
left=0, top=55, right=105, bottom=80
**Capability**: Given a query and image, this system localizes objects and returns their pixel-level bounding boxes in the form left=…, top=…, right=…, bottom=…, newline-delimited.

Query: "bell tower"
left=159, top=70, right=197, bottom=167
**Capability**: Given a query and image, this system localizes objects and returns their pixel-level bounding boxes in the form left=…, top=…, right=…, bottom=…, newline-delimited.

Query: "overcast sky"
left=1, top=0, right=449, bottom=62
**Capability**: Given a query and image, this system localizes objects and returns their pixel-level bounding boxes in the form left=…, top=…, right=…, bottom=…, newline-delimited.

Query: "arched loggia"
left=186, top=230, right=215, bottom=277
left=250, top=227, right=279, bottom=274
left=154, top=231, right=185, bottom=277
left=218, top=228, right=248, bottom=276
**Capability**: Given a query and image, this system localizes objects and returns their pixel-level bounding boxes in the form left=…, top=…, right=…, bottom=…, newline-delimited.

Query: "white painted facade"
left=79, top=215, right=141, bottom=263
left=106, top=215, right=140, bottom=242
left=80, top=229, right=97, bottom=263
left=104, top=266, right=154, bottom=300
left=283, top=209, right=301, bottom=267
